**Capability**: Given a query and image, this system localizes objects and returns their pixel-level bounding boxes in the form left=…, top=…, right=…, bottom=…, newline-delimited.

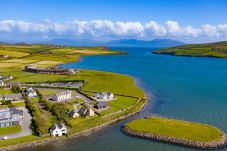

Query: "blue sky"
left=0, top=0, right=227, bottom=43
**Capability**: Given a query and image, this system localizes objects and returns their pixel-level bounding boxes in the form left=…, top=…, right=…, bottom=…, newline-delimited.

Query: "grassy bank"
left=153, top=41, right=227, bottom=58
left=125, top=116, right=224, bottom=142
left=0, top=125, right=22, bottom=135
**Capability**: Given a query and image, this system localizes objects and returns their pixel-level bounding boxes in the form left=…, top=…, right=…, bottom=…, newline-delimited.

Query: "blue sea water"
left=20, top=47, right=227, bottom=151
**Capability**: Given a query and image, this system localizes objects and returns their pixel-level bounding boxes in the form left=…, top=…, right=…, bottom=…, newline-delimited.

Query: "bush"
left=1, top=100, right=12, bottom=105
left=11, top=86, right=21, bottom=93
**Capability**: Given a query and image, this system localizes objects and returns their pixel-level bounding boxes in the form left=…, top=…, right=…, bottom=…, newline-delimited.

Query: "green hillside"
left=153, top=41, right=227, bottom=58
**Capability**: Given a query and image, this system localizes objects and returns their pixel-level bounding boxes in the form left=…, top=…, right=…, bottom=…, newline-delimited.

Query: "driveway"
left=0, top=107, right=32, bottom=139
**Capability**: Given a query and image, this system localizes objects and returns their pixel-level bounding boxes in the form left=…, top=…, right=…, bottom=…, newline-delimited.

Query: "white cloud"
left=0, top=19, right=227, bottom=42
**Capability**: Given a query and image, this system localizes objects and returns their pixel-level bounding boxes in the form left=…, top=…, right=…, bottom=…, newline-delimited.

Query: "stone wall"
left=123, top=127, right=227, bottom=150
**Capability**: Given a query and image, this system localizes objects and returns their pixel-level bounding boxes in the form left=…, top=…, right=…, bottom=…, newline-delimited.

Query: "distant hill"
left=46, top=38, right=185, bottom=48
left=105, top=39, right=185, bottom=47
left=153, top=41, right=227, bottom=58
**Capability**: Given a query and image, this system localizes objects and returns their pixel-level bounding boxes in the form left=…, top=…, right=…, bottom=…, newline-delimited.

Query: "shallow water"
left=19, top=47, right=227, bottom=151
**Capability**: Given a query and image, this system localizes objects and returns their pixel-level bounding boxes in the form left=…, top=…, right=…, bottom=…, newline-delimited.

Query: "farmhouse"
left=24, top=66, right=77, bottom=75
left=93, top=92, right=114, bottom=101
left=0, top=108, right=23, bottom=128
left=25, top=87, right=37, bottom=98
left=50, top=123, right=67, bottom=137
left=68, top=110, right=79, bottom=118
left=3, top=93, right=23, bottom=101
left=51, top=90, right=72, bottom=101
left=78, top=107, right=95, bottom=117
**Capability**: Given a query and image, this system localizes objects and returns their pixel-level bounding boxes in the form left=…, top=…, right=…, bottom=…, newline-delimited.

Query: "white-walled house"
left=68, top=110, right=79, bottom=118
left=51, top=91, right=72, bottom=101
left=0, top=80, right=5, bottom=86
left=50, top=123, right=67, bottom=137
left=93, top=92, right=114, bottom=101
left=26, top=87, right=37, bottom=98
left=78, top=107, right=95, bottom=117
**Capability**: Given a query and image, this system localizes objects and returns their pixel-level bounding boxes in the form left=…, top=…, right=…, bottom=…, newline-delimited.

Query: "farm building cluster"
left=24, top=66, right=78, bottom=75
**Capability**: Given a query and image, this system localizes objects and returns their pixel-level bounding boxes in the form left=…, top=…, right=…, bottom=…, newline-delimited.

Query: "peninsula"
left=123, top=116, right=227, bottom=150
left=0, top=43, right=146, bottom=150
left=153, top=41, right=227, bottom=58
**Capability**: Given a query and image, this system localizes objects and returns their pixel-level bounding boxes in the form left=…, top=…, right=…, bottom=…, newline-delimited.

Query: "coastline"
left=122, top=121, right=227, bottom=150
left=4, top=97, right=147, bottom=151
left=152, top=51, right=227, bottom=59
left=1, top=49, right=148, bottom=150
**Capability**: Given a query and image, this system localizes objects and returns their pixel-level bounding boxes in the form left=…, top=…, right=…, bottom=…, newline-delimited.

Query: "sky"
left=0, top=0, right=227, bottom=43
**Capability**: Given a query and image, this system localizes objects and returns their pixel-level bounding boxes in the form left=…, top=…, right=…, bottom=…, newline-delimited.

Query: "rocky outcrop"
left=122, top=126, right=227, bottom=150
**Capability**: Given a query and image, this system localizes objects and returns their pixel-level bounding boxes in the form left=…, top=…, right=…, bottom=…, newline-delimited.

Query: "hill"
left=46, top=38, right=185, bottom=48
left=153, top=41, right=227, bottom=58
left=105, top=39, right=185, bottom=47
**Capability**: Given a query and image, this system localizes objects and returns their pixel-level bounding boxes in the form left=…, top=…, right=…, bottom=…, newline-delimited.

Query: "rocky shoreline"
left=122, top=126, right=227, bottom=150
left=3, top=98, right=147, bottom=151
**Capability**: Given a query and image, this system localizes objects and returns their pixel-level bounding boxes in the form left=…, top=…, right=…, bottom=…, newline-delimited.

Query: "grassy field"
left=0, top=135, right=49, bottom=148
left=0, top=102, right=25, bottom=108
left=125, top=116, right=224, bottom=142
left=0, top=88, right=11, bottom=94
left=0, top=44, right=121, bottom=70
left=0, top=125, right=22, bottom=135
left=154, top=41, right=227, bottom=58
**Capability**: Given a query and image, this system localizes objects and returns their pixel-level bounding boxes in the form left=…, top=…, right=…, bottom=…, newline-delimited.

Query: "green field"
left=0, top=125, right=22, bottom=135
left=125, top=116, right=224, bottom=142
left=0, top=88, right=12, bottom=94
left=154, top=41, right=227, bottom=58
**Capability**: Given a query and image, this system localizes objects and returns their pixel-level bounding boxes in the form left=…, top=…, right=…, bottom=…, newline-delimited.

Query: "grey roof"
left=0, top=108, right=21, bottom=121
left=68, top=110, right=78, bottom=117
left=78, top=107, right=87, bottom=115
left=4, top=93, right=23, bottom=100
left=95, top=101, right=107, bottom=109
left=50, top=123, right=66, bottom=130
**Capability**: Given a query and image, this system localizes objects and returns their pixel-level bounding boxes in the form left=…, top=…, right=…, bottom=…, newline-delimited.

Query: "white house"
left=78, top=107, right=95, bottom=117
left=68, top=110, right=80, bottom=118
left=0, top=80, right=5, bottom=86
left=50, top=123, right=67, bottom=137
left=93, top=92, right=114, bottom=101
left=26, top=87, right=37, bottom=98
left=51, top=90, right=72, bottom=101
left=86, top=108, right=95, bottom=117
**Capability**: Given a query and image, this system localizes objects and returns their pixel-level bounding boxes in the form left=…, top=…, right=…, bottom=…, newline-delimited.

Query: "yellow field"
left=3, top=59, right=39, bottom=64
left=0, top=50, right=29, bottom=58
left=0, top=62, right=23, bottom=68
left=70, top=49, right=115, bottom=55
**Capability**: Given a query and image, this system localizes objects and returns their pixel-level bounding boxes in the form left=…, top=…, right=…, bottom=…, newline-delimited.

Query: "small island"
left=123, top=116, right=227, bottom=150
left=153, top=41, right=227, bottom=58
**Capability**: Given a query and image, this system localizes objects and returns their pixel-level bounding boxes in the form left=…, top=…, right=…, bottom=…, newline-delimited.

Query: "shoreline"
left=0, top=46, right=147, bottom=150
left=4, top=97, right=147, bottom=151
left=122, top=123, right=227, bottom=150
left=152, top=51, right=227, bottom=59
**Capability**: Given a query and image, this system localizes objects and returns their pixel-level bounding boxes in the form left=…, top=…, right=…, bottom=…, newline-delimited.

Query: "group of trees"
left=37, top=89, right=72, bottom=128
left=23, top=89, right=52, bottom=136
